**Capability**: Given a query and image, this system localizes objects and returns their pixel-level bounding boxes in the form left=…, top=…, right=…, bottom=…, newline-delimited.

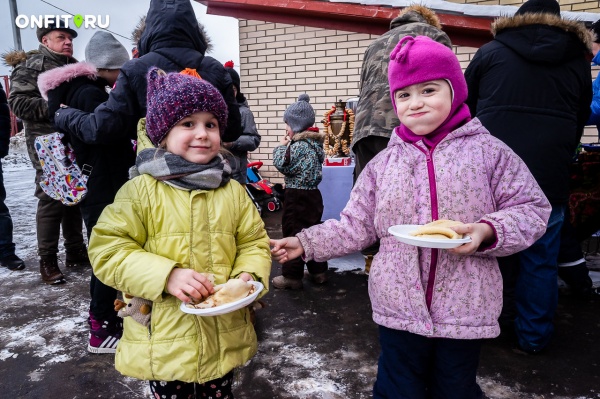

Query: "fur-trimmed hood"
left=392, top=4, right=442, bottom=30
left=492, top=13, right=592, bottom=58
left=37, top=62, right=98, bottom=100
left=3, top=49, right=30, bottom=68
left=291, top=129, right=326, bottom=144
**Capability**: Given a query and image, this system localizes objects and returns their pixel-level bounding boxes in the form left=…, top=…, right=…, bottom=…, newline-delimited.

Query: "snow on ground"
left=2, top=136, right=599, bottom=398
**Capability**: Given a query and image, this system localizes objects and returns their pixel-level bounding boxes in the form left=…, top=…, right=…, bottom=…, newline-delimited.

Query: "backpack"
left=34, top=132, right=92, bottom=206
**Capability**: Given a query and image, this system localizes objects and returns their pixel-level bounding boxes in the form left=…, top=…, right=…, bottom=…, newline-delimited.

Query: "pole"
left=9, top=0, right=23, bottom=51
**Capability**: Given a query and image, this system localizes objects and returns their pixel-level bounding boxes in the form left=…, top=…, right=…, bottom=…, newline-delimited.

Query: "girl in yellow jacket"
left=88, top=67, right=271, bottom=398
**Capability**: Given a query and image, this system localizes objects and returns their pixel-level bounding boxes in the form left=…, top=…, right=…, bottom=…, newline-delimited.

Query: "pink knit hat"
left=146, top=67, right=228, bottom=146
left=388, top=35, right=467, bottom=113
left=388, top=35, right=471, bottom=148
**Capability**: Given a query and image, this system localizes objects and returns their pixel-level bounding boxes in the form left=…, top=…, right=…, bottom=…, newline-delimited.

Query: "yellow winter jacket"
left=88, top=121, right=271, bottom=383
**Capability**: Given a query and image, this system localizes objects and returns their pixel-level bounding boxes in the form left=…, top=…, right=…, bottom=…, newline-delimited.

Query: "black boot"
left=65, top=246, right=91, bottom=268
left=0, top=254, right=26, bottom=271
left=40, top=255, right=65, bottom=284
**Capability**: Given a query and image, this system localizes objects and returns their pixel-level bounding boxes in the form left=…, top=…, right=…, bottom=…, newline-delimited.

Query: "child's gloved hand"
left=270, top=237, right=304, bottom=263
left=448, top=222, right=495, bottom=256
left=167, top=268, right=215, bottom=303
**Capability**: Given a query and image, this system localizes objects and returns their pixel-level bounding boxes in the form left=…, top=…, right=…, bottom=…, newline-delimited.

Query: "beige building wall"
left=238, top=3, right=599, bottom=182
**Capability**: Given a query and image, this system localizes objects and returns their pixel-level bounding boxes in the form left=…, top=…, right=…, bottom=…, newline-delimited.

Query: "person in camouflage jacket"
left=350, top=5, right=452, bottom=271
left=3, top=21, right=88, bottom=284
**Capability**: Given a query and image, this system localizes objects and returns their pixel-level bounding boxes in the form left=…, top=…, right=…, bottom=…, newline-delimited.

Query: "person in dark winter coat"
left=4, top=20, right=88, bottom=285
left=587, top=20, right=600, bottom=135
left=0, top=86, right=26, bottom=271
left=271, top=94, right=327, bottom=290
left=464, top=0, right=593, bottom=354
left=350, top=5, right=452, bottom=274
left=52, top=0, right=241, bottom=147
left=223, top=61, right=261, bottom=184
left=39, top=31, right=133, bottom=355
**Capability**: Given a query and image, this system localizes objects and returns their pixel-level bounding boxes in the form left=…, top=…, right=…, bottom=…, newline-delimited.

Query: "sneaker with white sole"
left=88, top=313, right=122, bottom=354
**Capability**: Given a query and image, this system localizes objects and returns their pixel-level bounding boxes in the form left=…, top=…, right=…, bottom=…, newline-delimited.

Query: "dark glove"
left=46, top=89, right=63, bottom=123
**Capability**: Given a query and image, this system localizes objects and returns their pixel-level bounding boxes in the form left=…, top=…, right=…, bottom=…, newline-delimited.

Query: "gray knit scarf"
left=130, top=148, right=231, bottom=191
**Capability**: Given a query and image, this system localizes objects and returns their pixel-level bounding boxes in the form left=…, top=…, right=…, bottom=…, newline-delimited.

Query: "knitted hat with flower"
left=145, top=67, right=228, bottom=146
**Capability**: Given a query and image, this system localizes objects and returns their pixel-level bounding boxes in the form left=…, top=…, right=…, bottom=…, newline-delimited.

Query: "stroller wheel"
left=267, top=200, right=278, bottom=212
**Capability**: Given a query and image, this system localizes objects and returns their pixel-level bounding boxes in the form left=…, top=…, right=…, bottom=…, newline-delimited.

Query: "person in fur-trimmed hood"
left=272, top=94, right=327, bottom=290
left=464, top=0, right=592, bottom=355
left=37, top=31, right=134, bottom=355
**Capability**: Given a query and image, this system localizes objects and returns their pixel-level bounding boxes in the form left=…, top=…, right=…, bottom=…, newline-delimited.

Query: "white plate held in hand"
left=180, top=281, right=263, bottom=316
left=388, top=225, right=472, bottom=249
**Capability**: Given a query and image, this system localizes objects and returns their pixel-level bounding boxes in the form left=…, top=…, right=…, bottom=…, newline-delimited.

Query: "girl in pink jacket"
left=271, top=35, right=551, bottom=398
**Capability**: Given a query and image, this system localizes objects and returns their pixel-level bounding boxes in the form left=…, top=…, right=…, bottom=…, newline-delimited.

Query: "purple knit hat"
left=145, top=67, right=228, bottom=146
left=388, top=35, right=467, bottom=114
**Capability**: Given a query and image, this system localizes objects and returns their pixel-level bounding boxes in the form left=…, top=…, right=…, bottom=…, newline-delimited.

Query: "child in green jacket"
left=88, top=68, right=271, bottom=398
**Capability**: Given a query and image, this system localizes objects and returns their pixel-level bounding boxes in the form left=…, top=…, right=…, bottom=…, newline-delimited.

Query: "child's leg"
left=149, top=371, right=235, bottom=399
left=373, top=326, right=431, bottom=399
left=280, top=189, right=309, bottom=279
left=429, top=338, right=483, bottom=399
left=198, top=371, right=235, bottom=398
left=149, top=380, right=195, bottom=398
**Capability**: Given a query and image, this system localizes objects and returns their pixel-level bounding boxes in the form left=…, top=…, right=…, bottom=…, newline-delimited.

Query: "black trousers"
left=81, top=205, right=118, bottom=321
left=352, top=136, right=389, bottom=257
left=373, top=326, right=483, bottom=399
left=281, top=188, right=327, bottom=279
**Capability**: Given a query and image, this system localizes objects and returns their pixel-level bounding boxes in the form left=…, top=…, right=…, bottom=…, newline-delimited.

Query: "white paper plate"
left=388, top=224, right=472, bottom=249
left=180, top=281, right=263, bottom=316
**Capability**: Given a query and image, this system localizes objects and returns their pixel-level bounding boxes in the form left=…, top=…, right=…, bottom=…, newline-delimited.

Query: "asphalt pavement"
left=0, top=208, right=599, bottom=398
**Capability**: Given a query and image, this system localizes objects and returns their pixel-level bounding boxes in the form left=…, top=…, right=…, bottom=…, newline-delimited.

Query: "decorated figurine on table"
left=323, top=100, right=355, bottom=158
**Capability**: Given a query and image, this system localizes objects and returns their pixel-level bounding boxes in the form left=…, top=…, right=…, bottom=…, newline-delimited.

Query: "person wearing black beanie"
left=515, top=0, right=561, bottom=16
left=465, top=0, right=592, bottom=355
left=222, top=61, right=261, bottom=184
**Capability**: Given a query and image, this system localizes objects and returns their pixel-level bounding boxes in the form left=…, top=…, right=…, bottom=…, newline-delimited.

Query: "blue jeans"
left=515, top=205, right=565, bottom=352
left=0, top=161, right=16, bottom=258
left=373, top=327, right=483, bottom=399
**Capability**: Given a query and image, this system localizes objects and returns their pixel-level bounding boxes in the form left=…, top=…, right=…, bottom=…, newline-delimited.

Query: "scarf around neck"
left=130, top=148, right=231, bottom=191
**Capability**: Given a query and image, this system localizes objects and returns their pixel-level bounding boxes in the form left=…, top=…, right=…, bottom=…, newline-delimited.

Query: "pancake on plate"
left=187, top=278, right=255, bottom=309
left=409, top=219, right=465, bottom=240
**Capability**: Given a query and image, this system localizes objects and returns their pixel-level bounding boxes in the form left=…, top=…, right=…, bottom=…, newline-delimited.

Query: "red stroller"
left=245, top=161, right=283, bottom=215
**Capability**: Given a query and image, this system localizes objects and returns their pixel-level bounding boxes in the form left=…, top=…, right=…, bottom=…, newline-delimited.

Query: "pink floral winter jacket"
left=297, top=118, right=551, bottom=340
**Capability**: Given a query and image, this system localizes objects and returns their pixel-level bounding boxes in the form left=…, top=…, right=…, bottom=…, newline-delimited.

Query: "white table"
left=318, top=162, right=354, bottom=221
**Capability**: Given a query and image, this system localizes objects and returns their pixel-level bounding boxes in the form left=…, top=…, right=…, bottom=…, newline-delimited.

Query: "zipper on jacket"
left=416, top=145, right=440, bottom=311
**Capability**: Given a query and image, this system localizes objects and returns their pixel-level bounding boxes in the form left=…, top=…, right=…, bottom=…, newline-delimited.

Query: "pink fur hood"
left=38, top=62, right=98, bottom=100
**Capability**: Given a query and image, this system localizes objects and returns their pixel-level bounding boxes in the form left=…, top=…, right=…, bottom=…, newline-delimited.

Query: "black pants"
left=81, top=205, right=119, bottom=321
left=281, top=188, right=327, bottom=279
left=352, top=136, right=389, bottom=257
left=373, top=327, right=483, bottom=399
left=149, top=371, right=234, bottom=399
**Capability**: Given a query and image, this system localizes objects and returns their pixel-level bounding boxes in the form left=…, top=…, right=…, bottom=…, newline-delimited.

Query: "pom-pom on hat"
left=145, top=67, right=228, bottom=146
left=85, top=31, right=130, bottom=70
left=388, top=35, right=467, bottom=113
left=515, top=0, right=561, bottom=16
left=223, top=60, right=241, bottom=92
left=284, top=94, right=315, bottom=133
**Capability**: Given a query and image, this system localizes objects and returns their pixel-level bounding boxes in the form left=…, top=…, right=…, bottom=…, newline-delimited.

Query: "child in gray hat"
left=272, top=94, right=328, bottom=289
